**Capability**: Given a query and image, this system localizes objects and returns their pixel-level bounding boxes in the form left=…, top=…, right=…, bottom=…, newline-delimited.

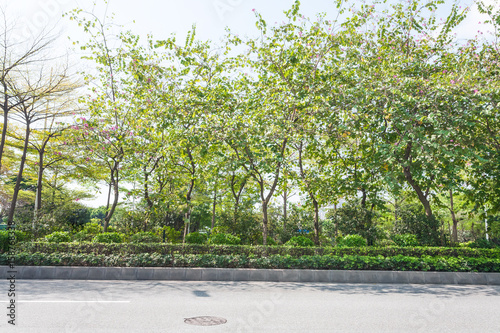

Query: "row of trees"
left=2, top=0, right=500, bottom=246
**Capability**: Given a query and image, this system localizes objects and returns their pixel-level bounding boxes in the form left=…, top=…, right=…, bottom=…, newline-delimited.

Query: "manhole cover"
left=184, top=316, right=227, bottom=326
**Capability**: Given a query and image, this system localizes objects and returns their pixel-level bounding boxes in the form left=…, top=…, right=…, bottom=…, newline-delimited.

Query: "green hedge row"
left=2, top=252, right=500, bottom=272
left=14, top=242, right=500, bottom=259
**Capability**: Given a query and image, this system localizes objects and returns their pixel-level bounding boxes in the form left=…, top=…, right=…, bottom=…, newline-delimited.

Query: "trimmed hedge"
left=1, top=252, right=500, bottom=272
left=13, top=242, right=500, bottom=259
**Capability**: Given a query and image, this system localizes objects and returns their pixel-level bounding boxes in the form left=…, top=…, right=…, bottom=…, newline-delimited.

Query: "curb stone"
left=1, top=266, right=500, bottom=285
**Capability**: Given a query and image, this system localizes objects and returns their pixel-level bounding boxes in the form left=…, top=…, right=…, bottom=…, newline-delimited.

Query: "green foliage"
left=330, top=202, right=378, bottom=245
left=394, top=204, right=442, bottom=246
left=391, top=234, right=420, bottom=247
left=467, top=238, right=498, bottom=249
left=208, top=233, right=241, bottom=245
left=336, top=234, right=367, bottom=247
left=285, top=236, right=315, bottom=247
left=44, top=232, right=72, bottom=243
left=16, top=242, right=500, bottom=259
left=155, top=226, right=181, bottom=243
left=130, top=232, right=161, bottom=244
left=92, top=232, right=124, bottom=244
left=185, top=232, right=207, bottom=244
left=4, top=252, right=500, bottom=272
left=0, top=230, right=29, bottom=252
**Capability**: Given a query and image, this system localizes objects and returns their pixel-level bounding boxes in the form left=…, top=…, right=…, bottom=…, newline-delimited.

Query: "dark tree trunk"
left=262, top=200, right=269, bottom=246
left=449, top=189, right=458, bottom=243
left=0, top=86, right=9, bottom=171
left=33, top=148, right=45, bottom=232
left=7, top=124, right=30, bottom=226
left=104, top=166, right=119, bottom=232
left=402, top=142, right=433, bottom=217
left=313, top=199, right=320, bottom=246
left=211, top=188, right=217, bottom=230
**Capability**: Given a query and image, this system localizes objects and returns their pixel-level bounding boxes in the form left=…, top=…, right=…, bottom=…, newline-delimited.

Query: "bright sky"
left=0, top=0, right=495, bottom=207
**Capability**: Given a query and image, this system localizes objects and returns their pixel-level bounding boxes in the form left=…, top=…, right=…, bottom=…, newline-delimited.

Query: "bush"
left=185, top=232, right=207, bottom=244
left=391, top=234, right=420, bottom=247
left=208, top=233, right=241, bottom=245
left=155, top=226, right=181, bottom=243
left=45, top=232, right=72, bottom=243
left=92, top=232, right=124, bottom=244
left=0, top=230, right=29, bottom=252
left=337, top=234, right=367, bottom=247
left=130, top=232, right=161, bottom=244
left=72, top=231, right=94, bottom=242
left=285, top=236, right=315, bottom=247
left=3, top=252, right=500, bottom=272
left=467, top=238, right=498, bottom=249
left=329, top=201, right=378, bottom=245
left=394, top=203, right=442, bottom=246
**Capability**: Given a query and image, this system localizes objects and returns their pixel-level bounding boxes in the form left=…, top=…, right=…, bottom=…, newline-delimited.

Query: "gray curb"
left=2, top=266, right=500, bottom=285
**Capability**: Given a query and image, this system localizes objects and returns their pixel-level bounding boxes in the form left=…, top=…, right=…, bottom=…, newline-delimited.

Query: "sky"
left=0, top=0, right=496, bottom=207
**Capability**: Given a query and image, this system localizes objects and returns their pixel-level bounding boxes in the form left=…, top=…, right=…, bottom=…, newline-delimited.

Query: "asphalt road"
left=1, top=280, right=499, bottom=332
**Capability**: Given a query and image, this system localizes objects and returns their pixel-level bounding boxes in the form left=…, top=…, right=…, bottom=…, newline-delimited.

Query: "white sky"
left=1, top=0, right=496, bottom=207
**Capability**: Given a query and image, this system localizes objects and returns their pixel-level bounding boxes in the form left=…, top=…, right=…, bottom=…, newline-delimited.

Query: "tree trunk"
left=262, top=200, right=269, bottom=246
left=449, top=189, right=458, bottom=243
left=313, top=199, right=319, bottom=246
left=103, top=166, right=119, bottom=232
left=7, top=124, right=30, bottom=226
left=283, top=188, right=287, bottom=228
left=0, top=86, right=9, bottom=171
left=402, top=142, right=433, bottom=217
left=144, top=167, right=153, bottom=209
left=33, top=149, right=45, bottom=232
left=211, top=188, right=217, bottom=230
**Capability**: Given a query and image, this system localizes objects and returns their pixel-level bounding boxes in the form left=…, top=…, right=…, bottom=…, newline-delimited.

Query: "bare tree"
left=0, top=8, right=57, bottom=173
left=6, top=61, right=77, bottom=226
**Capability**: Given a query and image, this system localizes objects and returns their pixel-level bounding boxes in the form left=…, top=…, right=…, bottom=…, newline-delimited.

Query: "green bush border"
left=12, top=242, right=500, bottom=259
left=2, top=252, right=500, bottom=272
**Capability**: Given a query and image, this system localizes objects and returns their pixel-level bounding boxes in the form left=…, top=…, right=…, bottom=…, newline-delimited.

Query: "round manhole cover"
left=184, top=316, right=227, bottom=326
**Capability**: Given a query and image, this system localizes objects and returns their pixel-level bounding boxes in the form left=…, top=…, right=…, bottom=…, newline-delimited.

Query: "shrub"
left=72, top=231, right=94, bottom=242
left=208, top=233, right=241, bottom=245
left=328, top=201, right=378, bottom=245
left=285, top=236, right=315, bottom=247
left=394, top=203, right=441, bottom=246
left=130, top=232, right=161, bottom=244
left=3, top=252, right=500, bottom=272
left=92, top=232, right=124, bottom=244
left=337, top=234, right=367, bottom=247
left=155, top=226, right=181, bottom=243
left=391, top=234, right=420, bottom=247
left=185, top=232, right=207, bottom=244
left=376, top=239, right=396, bottom=247
left=0, top=230, right=30, bottom=252
left=45, top=232, right=72, bottom=243
left=467, top=238, right=498, bottom=249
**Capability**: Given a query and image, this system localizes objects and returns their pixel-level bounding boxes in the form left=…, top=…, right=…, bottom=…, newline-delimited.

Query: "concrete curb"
left=2, top=266, right=500, bottom=285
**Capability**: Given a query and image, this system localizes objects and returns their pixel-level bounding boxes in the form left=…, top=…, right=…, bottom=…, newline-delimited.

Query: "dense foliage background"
left=1, top=0, right=500, bottom=248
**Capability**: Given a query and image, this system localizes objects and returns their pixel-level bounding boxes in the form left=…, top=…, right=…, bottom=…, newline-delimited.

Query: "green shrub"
left=92, top=232, right=124, bottom=244
left=391, top=234, right=420, bottom=247
left=467, top=238, right=497, bottom=249
left=328, top=201, right=378, bottom=245
left=285, top=236, right=315, bottom=247
left=337, top=234, right=367, bottom=247
left=72, top=231, right=94, bottom=242
left=208, top=233, right=241, bottom=245
left=394, top=203, right=441, bottom=246
left=45, top=232, right=72, bottom=243
left=185, top=232, right=207, bottom=244
left=130, top=232, right=161, bottom=244
left=15, top=242, right=500, bottom=259
left=155, top=226, right=181, bottom=243
left=376, top=239, right=396, bottom=247
left=3, top=252, right=500, bottom=272
left=0, top=230, right=29, bottom=252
